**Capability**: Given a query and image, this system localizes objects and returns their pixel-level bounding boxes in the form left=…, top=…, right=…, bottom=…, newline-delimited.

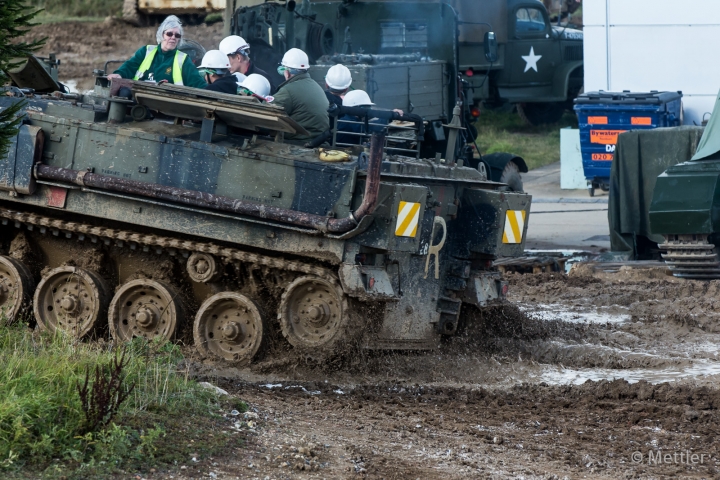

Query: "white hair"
left=156, top=15, right=184, bottom=46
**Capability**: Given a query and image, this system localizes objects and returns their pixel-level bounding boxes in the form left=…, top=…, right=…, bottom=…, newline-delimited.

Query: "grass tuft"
left=0, top=323, right=244, bottom=477
left=474, top=109, right=578, bottom=170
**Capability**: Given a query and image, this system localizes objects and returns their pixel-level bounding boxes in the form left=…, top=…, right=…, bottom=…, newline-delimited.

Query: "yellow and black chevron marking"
left=395, top=201, right=421, bottom=237
left=502, top=210, right=526, bottom=244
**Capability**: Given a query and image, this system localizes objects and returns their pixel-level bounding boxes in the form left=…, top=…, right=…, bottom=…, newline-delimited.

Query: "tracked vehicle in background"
left=0, top=63, right=530, bottom=364
left=650, top=95, right=720, bottom=279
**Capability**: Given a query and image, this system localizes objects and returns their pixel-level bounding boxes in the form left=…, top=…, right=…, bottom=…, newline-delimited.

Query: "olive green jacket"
left=272, top=73, right=329, bottom=140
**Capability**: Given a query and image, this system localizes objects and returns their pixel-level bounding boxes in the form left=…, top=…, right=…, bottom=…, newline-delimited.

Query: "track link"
left=0, top=207, right=337, bottom=284
left=659, top=234, right=720, bottom=279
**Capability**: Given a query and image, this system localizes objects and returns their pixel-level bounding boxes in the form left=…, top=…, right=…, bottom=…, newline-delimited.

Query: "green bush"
left=0, top=325, right=229, bottom=475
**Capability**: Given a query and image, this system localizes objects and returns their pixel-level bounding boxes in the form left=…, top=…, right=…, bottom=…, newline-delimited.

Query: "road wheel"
left=194, top=292, right=266, bottom=365
left=0, top=256, right=34, bottom=325
left=517, top=102, right=565, bottom=125
left=34, top=267, right=110, bottom=338
left=109, top=279, right=183, bottom=342
left=278, top=276, right=348, bottom=353
left=499, top=161, right=524, bottom=192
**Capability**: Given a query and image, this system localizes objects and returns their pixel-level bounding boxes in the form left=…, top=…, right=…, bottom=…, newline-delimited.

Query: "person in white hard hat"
left=218, top=35, right=277, bottom=94
left=336, top=89, right=392, bottom=145
left=238, top=74, right=273, bottom=102
left=324, top=64, right=352, bottom=108
left=272, top=48, right=329, bottom=141
left=107, top=15, right=206, bottom=88
left=197, top=50, right=237, bottom=94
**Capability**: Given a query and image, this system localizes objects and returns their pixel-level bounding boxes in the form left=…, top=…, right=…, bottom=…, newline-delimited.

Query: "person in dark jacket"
left=107, top=15, right=206, bottom=88
left=335, top=89, right=389, bottom=145
left=324, top=64, right=352, bottom=108
left=198, top=50, right=238, bottom=94
left=218, top=35, right=277, bottom=94
left=273, top=48, right=329, bottom=141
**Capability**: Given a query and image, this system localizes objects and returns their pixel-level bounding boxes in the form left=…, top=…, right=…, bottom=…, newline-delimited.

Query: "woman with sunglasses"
left=107, top=15, right=206, bottom=88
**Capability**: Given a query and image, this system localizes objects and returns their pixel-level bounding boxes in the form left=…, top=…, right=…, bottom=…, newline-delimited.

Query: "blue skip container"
left=574, top=91, right=683, bottom=196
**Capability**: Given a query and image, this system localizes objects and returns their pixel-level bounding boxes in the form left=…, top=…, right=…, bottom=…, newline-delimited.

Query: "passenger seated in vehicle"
left=273, top=48, right=329, bottom=141
left=219, top=35, right=277, bottom=94
left=238, top=74, right=274, bottom=103
left=106, top=15, right=206, bottom=88
left=335, top=90, right=389, bottom=145
left=198, top=50, right=238, bottom=94
left=324, top=64, right=352, bottom=108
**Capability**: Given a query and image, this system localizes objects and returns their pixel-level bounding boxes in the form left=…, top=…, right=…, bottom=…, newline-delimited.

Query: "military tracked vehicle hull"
left=650, top=160, right=720, bottom=279
left=0, top=76, right=530, bottom=364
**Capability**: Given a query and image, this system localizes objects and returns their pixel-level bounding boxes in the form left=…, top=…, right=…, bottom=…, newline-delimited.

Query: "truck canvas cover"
left=609, top=126, right=704, bottom=256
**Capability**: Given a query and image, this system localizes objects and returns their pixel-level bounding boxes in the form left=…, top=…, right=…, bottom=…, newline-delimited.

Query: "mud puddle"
left=538, top=360, right=720, bottom=385
left=519, top=302, right=630, bottom=324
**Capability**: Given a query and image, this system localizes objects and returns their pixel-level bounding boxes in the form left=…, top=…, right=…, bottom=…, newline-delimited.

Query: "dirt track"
left=17, top=20, right=720, bottom=479
left=175, top=266, right=720, bottom=480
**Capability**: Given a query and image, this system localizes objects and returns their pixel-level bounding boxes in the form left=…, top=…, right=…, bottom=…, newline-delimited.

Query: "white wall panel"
left=583, top=26, right=609, bottom=91
left=607, top=0, right=720, bottom=25
left=582, top=0, right=720, bottom=125
left=583, top=0, right=607, bottom=26
left=607, top=26, right=720, bottom=94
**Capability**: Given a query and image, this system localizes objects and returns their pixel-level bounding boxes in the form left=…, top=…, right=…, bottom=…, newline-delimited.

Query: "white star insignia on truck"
left=522, top=46, right=542, bottom=73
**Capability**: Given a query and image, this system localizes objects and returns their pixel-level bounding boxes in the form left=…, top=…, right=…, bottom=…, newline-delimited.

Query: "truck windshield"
left=515, top=7, right=547, bottom=34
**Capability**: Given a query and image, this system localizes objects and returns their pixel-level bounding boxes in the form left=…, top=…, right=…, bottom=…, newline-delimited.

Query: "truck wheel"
left=499, top=161, right=524, bottom=192
left=194, top=292, right=266, bottom=365
left=517, top=102, right=565, bottom=126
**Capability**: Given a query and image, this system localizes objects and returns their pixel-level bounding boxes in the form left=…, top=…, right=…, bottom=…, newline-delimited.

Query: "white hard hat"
left=342, top=89, right=374, bottom=107
left=281, top=48, right=310, bottom=69
left=325, top=64, right=352, bottom=90
left=219, top=35, right=250, bottom=56
left=233, top=72, right=247, bottom=83
left=239, top=74, right=271, bottom=98
left=198, top=50, right=230, bottom=71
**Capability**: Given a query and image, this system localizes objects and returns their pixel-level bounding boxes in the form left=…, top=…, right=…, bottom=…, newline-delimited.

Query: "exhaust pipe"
left=35, top=133, right=385, bottom=234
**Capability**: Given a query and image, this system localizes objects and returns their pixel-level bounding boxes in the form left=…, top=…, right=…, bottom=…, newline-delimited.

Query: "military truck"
left=227, top=0, right=583, bottom=126
left=0, top=62, right=531, bottom=364
left=227, top=0, right=581, bottom=188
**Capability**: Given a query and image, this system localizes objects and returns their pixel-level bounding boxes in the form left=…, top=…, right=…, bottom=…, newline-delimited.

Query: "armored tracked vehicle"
left=0, top=71, right=530, bottom=364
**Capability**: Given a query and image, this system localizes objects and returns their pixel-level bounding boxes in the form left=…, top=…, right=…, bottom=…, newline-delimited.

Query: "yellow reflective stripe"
left=134, top=45, right=158, bottom=81
left=173, top=51, right=186, bottom=85
left=395, top=201, right=421, bottom=237
left=502, top=210, right=526, bottom=244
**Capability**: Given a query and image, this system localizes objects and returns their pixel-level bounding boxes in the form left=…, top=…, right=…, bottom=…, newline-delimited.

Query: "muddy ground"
left=15, top=20, right=720, bottom=480
left=162, top=265, right=720, bottom=480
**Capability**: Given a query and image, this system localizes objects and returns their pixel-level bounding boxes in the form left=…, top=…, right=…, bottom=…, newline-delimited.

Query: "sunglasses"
left=164, top=32, right=182, bottom=39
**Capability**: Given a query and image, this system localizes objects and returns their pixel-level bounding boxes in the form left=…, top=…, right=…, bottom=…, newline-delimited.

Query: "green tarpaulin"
left=691, top=90, right=720, bottom=161
left=609, top=126, right=705, bottom=257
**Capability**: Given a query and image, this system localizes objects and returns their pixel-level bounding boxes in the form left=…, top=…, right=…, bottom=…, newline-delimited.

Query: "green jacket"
left=272, top=73, right=329, bottom=140
left=114, top=45, right=206, bottom=88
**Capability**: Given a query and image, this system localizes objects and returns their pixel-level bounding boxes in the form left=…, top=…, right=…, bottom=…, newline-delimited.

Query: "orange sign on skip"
left=587, top=116, right=608, bottom=124
left=590, top=130, right=627, bottom=145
